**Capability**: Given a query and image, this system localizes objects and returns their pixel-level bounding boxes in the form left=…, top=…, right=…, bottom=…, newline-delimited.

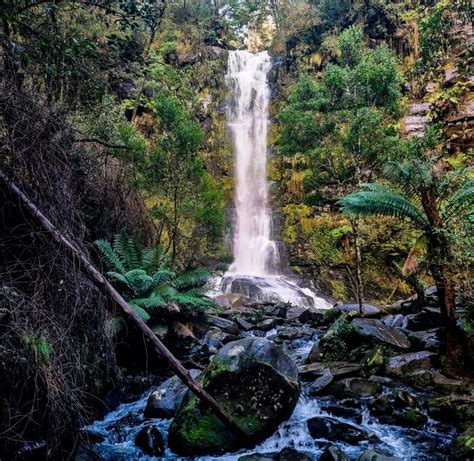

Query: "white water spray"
left=226, top=50, right=278, bottom=275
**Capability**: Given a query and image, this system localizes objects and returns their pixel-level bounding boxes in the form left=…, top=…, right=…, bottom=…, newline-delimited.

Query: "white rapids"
left=216, top=50, right=330, bottom=310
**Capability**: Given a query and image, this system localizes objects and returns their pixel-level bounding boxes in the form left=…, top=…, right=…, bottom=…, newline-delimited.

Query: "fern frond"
left=152, top=270, right=175, bottom=285
left=130, top=294, right=166, bottom=309
left=95, top=239, right=126, bottom=274
left=114, top=234, right=141, bottom=270
left=127, top=303, right=151, bottom=321
left=442, top=180, right=474, bottom=224
left=107, top=271, right=130, bottom=288
left=338, top=191, right=429, bottom=229
left=141, top=245, right=164, bottom=272
left=172, top=293, right=213, bottom=308
left=173, top=267, right=210, bottom=290
left=124, top=269, right=154, bottom=296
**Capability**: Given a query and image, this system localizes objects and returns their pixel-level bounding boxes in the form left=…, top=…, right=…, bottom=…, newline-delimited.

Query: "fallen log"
left=0, top=171, right=247, bottom=441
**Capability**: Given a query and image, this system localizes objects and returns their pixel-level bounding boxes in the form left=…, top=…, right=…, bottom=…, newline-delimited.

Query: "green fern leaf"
left=95, top=239, right=126, bottom=274
left=128, top=303, right=151, bottom=321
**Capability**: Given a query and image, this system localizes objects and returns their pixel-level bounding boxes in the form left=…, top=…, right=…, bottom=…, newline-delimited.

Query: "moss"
left=401, top=408, right=428, bottom=427
left=452, top=428, right=474, bottom=459
left=330, top=279, right=348, bottom=300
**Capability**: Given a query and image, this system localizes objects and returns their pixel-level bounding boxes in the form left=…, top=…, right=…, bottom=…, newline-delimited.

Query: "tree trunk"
left=0, top=172, right=247, bottom=442
left=350, top=218, right=364, bottom=315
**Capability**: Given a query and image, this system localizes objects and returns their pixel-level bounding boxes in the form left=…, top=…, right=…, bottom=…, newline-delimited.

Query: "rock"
left=444, top=65, right=459, bottom=85
left=173, top=322, right=196, bottom=343
left=215, top=293, right=244, bottom=309
left=239, top=454, right=278, bottom=461
left=168, top=338, right=300, bottom=456
left=144, top=370, right=200, bottom=418
left=307, top=416, right=376, bottom=444
left=286, top=305, right=306, bottom=321
left=75, top=446, right=102, bottom=461
left=222, top=307, right=261, bottom=323
left=205, top=46, right=227, bottom=60
left=451, top=426, right=474, bottom=459
left=358, top=449, right=402, bottom=461
left=205, top=314, right=239, bottom=334
left=382, top=314, right=407, bottom=329
left=369, top=395, right=392, bottom=416
left=363, top=346, right=385, bottom=375
left=277, top=326, right=314, bottom=341
left=336, top=303, right=381, bottom=318
left=319, top=445, right=351, bottom=461
left=256, top=318, right=278, bottom=331
left=308, top=372, right=333, bottom=395
left=298, top=361, right=361, bottom=380
left=320, top=405, right=360, bottom=419
left=424, top=286, right=438, bottom=305
left=432, top=372, right=466, bottom=393
left=392, top=408, right=427, bottom=428
left=385, top=351, right=436, bottom=378
left=279, top=447, right=313, bottom=460
left=202, top=327, right=224, bottom=348
left=264, top=303, right=288, bottom=318
left=405, top=308, right=441, bottom=331
left=298, top=308, right=325, bottom=326
left=236, top=317, right=255, bottom=331
left=404, top=369, right=435, bottom=386
left=351, top=318, right=410, bottom=349
left=307, top=341, right=322, bottom=363
left=80, top=429, right=105, bottom=444
left=134, top=425, right=164, bottom=456
left=408, top=329, right=440, bottom=351
left=333, top=377, right=382, bottom=399
left=425, top=395, right=474, bottom=424
left=393, top=390, right=420, bottom=409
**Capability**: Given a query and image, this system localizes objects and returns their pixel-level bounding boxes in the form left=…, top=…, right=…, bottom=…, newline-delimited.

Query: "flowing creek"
left=82, top=51, right=455, bottom=460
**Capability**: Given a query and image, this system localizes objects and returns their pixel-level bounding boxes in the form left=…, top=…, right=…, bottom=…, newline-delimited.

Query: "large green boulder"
left=168, top=338, right=300, bottom=456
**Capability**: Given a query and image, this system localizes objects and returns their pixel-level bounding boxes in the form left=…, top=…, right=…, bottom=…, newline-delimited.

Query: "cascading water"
left=226, top=50, right=278, bottom=275
left=218, top=50, right=331, bottom=309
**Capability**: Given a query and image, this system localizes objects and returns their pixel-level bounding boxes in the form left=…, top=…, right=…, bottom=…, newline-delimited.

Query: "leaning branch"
left=0, top=171, right=246, bottom=441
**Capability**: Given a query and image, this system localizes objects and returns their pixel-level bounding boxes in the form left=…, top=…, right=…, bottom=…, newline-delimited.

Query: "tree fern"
left=441, top=180, right=474, bottom=225
left=338, top=190, right=430, bottom=229
left=173, top=267, right=210, bottom=290
left=113, top=234, right=141, bottom=270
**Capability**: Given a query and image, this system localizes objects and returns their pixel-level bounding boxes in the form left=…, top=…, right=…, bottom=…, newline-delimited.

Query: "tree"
left=339, top=130, right=473, bottom=359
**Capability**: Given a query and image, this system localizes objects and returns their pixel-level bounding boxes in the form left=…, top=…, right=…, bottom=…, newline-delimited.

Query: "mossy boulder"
left=451, top=426, right=474, bottom=459
left=168, top=338, right=300, bottom=456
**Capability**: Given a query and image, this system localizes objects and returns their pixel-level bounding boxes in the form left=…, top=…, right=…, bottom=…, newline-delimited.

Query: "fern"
left=173, top=267, right=210, bottom=290
left=338, top=190, right=430, bottom=229
left=442, top=180, right=474, bottom=224
left=95, top=239, right=126, bottom=274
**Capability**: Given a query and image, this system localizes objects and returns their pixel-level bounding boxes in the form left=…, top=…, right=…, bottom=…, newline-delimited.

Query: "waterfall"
left=226, top=50, right=279, bottom=276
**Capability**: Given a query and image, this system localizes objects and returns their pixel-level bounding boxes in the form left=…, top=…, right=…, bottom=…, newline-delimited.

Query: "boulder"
left=279, top=447, right=313, bottom=460
left=239, top=454, right=278, bottom=461
left=358, top=450, right=402, bottom=461
left=351, top=318, right=410, bottom=349
left=298, top=308, right=326, bottom=326
left=319, top=445, right=351, bottom=461
left=299, top=361, right=361, bottom=380
left=276, top=326, right=315, bottom=341
left=202, top=327, right=224, bottom=349
left=134, top=425, right=164, bottom=456
left=144, top=370, right=201, bottom=418
left=382, top=314, right=407, bottom=329
left=215, top=293, right=245, bottom=310
left=205, top=314, right=240, bottom=334
left=385, top=351, right=436, bottom=378
left=286, top=306, right=306, bottom=321
left=425, top=395, right=474, bottom=424
left=408, top=329, right=440, bottom=351
left=256, top=318, right=278, bottom=331
left=264, top=303, right=288, bottom=318
left=332, top=377, right=382, bottom=399
left=392, top=408, right=427, bottom=428
left=405, top=308, right=441, bottom=331
left=308, top=372, right=333, bottom=395
left=320, top=405, right=360, bottom=419
left=168, top=338, right=300, bottom=456
left=236, top=317, right=255, bottom=332
left=451, top=426, right=474, bottom=459
left=307, top=341, right=321, bottom=363
left=307, top=416, right=376, bottom=444
left=336, top=303, right=381, bottom=318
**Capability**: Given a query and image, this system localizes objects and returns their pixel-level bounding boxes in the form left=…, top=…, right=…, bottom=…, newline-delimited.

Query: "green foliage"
left=96, top=234, right=215, bottom=323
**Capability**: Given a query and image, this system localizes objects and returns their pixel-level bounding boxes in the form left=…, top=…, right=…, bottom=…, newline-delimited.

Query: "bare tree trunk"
left=0, top=171, right=247, bottom=441
left=350, top=218, right=364, bottom=315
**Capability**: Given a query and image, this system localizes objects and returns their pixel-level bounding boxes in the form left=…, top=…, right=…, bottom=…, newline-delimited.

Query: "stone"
left=279, top=447, right=313, bottom=460
left=432, top=372, right=466, bottom=393
left=451, top=426, right=474, bottom=459
left=425, top=395, right=474, bottom=424
left=168, top=338, right=300, bottom=456
left=405, top=308, right=441, bottom=331
left=408, top=329, right=440, bottom=351
left=319, top=445, right=351, bottom=461
left=385, top=351, right=436, bottom=378
left=298, top=361, right=361, bottom=380
left=334, top=377, right=382, bottom=399
left=144, top=370, right=200, bottom=418
left=236, top=317, right=255, bottom=331
left=202, top=327, right=224, bottom=348
left=358, top=449, right=402, bottom=461
left=404, top=369, right=435, bottom=386
left=264, top=303, right=288, bottom=318
left=307, top=341, right=322, bottom=363
left=256, top=318, right=278, bottom=331
left=392, top=408, right=427, bottom=428
left=351, top=318, right=410, bottom=349
left=307, top=416, right=376, bottom=444
left=215, top=293, right=245, bottom=310
left=238, top=454, right=278, bottom=461
left=286, top=306, right=306, bottom=321
left=205, top=314, right=239, bottom=334
left=277, top=326, right=314, bottom=341
left=298, top=308, right=325, bottom=326
left=308, top=372, right=333, bottom=395
left=336, top=303, right=381, bottom=318
left=363, top=346, right=385, bottom=375
left=320, top=405, right=360, bottom=419
left=382, top=314, right=407, bottom=329
left=134, top=425, right=164, bottom=456
left=222, top=307, right=260, bottom=323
